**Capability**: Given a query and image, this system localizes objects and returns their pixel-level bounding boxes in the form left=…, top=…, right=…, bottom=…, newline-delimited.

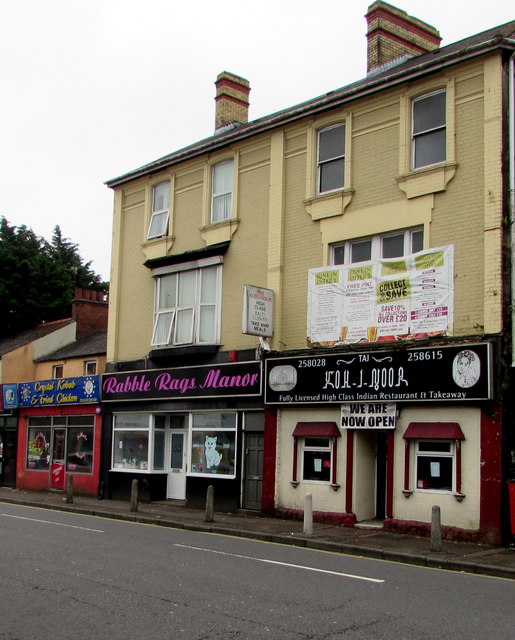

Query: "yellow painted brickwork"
left=108, top=53, right=506, bottom=363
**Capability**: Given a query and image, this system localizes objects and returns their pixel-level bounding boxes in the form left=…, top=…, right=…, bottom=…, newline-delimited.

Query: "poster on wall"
left=307, top=246, right=454, bottom=346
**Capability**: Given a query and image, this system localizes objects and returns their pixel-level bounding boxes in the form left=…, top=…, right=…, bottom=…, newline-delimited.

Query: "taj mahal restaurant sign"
left=265, top=343, right=492, bottom=405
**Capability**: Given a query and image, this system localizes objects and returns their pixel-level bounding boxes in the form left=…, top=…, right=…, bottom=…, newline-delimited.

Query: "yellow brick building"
left=103, top=3, right=515, bottom=543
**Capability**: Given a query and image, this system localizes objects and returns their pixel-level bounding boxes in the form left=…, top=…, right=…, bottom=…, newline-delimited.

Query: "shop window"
left=26, top=415, right=95, bottom=473
left=148, top=182, right=170, bottom=239
left=412, top=91, right=446, bottom=169
left=151, top=262, right=221, bottom=347
left=27, top=425, right=51, bottom=470
left=301, top=437, right=332, bottom=482
left=332, top=228, right=423, bottom=265
left=112, top=414, right=165, bottom=472
left=403, top=422, right=464, bottom=497
left=211, top=160, right=233, bottom=223
left=292, top=422, right=340, bottom=487
left=317, top=123, right=345, bottom=194
left=189, top=412, right=237, bottom=479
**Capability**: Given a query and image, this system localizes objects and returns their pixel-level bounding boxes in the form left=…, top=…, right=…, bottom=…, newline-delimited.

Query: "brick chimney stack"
left=72, top=288, right=109, bottom=340
left=215, top=71, right=250, bottom=132
left=366, top=2, right=441, bottom=74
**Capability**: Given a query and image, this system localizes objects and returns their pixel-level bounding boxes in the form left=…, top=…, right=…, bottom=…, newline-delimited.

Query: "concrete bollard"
left=205, top=485, right=214, bottom=522
left=65, top=475, right=74, bottom=504
left=130, top=478, right=139, bottom=513
left=303, top=493, right=313, bottom=536
left=431, top=505, right=442, bottom=552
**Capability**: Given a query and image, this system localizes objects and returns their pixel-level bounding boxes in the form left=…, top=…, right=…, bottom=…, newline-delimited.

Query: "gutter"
left=106, top=36, right=515, bottom=188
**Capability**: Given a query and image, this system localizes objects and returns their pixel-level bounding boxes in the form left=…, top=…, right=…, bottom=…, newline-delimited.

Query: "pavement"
left=1, top=486, right=515, bottom=581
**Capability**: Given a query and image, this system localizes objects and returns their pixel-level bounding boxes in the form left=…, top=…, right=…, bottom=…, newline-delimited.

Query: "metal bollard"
left=205, top=485, right=214, bottom=522
left=130, top=478, right=139, bottom=512
left=65, top=475, right=74, bottom=504
left=431, top=505, right=442, bottom=552
left=303, top=493, right=313, bottom=536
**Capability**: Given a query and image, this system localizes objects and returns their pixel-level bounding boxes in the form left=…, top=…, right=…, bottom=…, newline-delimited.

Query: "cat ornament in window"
left=204, top=435, right=223, bottom=469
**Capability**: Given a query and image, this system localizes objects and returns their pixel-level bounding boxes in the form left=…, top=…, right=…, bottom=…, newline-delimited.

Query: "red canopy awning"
left=292, top=422, right=341, bottom=437
left=403, top=422, right=465, bottom=440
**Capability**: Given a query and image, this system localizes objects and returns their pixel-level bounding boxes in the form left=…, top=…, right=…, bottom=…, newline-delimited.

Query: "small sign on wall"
left=341, top=402, right=396, bottom=429
left=242, top=285, right=274, bottom=337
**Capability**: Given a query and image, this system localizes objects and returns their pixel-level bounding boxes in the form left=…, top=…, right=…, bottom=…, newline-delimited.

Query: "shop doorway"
left=167, top=429, right=188, bottom=500
left=242, top=432, right=264, bottom=510
left=0, top=423, right=17, bottom=487
left=375, top=432, right=387, bottom=520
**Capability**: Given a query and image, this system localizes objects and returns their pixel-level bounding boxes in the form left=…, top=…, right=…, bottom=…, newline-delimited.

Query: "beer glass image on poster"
left=307, top=246, right=454, bottom=346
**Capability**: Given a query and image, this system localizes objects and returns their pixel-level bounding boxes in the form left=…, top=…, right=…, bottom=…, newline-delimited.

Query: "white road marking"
left=174, top=543, right=385, bottom=583
left=1, top=513, right=104, bottom=533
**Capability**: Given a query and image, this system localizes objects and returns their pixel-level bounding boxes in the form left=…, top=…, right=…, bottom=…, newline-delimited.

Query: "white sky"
left=0, top=1, right=513, bottom=281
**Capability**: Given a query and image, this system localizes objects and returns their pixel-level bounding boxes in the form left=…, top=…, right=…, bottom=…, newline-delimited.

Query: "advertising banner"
left=307, top=246, right=453, bottom=346
left=265, top=343, right=492, bottom=404
left=18, top=376, right=100, bottom=407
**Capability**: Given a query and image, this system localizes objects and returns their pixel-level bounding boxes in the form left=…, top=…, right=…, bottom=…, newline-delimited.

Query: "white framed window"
left=189, top=412, right=237, bottom=479
left=84, top=360, right=97, bottom=376
left=301, top=437, right=332, bottom=483
left=412, top=90, right=446, bottom=169
left=211, top=160, right=234, bottom=223
left=147, top=182, right=170, bottom=239
left=111, top=414, right=166, bottom=472
left=415, top=440, right=455, bottom=492
left=151, top=262, right=221, bottom=347
left=52, top=364, right=64, bottom=379
left=331, top=228, right=423, bottom=265
left=317, top=123, right=345, bottom=194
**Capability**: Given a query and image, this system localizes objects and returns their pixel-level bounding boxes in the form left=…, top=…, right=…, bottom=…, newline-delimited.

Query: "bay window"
left=151, top=260, right=221, bottom=347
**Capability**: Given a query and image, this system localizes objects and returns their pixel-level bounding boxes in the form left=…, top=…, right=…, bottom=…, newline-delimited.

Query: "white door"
left=166, top=429, right=187, bottom=500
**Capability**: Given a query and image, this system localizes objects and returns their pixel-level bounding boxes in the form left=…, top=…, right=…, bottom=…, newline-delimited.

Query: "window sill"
left=141, top=235, right=175, bottom=261
left=201, top=218, right=239, bottom=245
left=304, top=188, right=354, bottom=220
left=396, top=162, right=458, bottom=199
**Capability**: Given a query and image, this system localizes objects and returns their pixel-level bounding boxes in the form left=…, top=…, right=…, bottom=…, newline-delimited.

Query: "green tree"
left=0, top=217, right=108, bottom=338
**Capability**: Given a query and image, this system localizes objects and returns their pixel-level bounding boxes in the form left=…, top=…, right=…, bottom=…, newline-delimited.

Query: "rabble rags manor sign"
left=102, top=361, right=261, bottom=401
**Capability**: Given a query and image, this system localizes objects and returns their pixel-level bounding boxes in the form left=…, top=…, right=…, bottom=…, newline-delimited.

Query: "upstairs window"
left=151, top=263, right=221, bottom=347
left=412, top=91, right=446, bottom=169
left=52, top=364, right=63, bottom=379
left=332, top=228, right=423, bottom=265
left=84, top=360, right=97, bottom=376
left=317, top=124, right=345, bottom=194
left=147, top=182, right=170, bottom=239
left=211, top=160, right=233, bottom=223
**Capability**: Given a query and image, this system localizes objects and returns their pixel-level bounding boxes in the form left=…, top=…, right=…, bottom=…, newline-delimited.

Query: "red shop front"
left=15, top=376, right=102, bottom=496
